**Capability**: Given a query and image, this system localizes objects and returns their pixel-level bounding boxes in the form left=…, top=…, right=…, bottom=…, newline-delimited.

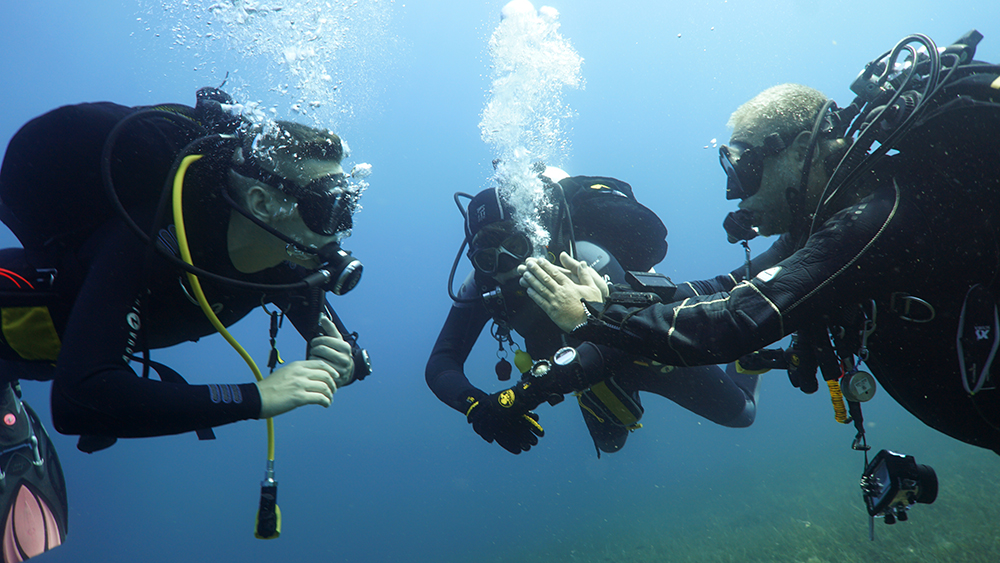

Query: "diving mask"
left=232, top=159, right=362, bottom=236
left=719, top=133, right=787, bottom=201
left=283, top=173, right=360, bottom=236
left=470, top=232, right=533, bottom=275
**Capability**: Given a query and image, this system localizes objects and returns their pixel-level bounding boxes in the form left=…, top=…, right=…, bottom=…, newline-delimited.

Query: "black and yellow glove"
left=465, top=388, right=545, bottom=455
left=786, top=331, right=820, bottom=394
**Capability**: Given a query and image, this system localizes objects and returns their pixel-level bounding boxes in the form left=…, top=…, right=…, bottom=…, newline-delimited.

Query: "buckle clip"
left=889, top=293, right=936, bottom=323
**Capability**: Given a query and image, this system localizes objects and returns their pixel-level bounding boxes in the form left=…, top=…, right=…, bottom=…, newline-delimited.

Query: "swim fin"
left=0, top=383, right=68, bottom=561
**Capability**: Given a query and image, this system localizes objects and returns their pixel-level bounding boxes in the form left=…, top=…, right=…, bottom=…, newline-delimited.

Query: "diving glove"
left=736, top=339, right=820, bottom=394
left=786, top=331, right=820, bottom=394
left=466, top=388, right=545, bottom=455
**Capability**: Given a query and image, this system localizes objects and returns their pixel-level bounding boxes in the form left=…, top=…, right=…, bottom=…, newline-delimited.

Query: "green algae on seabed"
left=489, top=442, right=1000, bottom=563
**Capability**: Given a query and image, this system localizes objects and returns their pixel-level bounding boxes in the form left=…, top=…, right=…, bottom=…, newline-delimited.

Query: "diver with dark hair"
left=0, top=87, right=373, bottom=556
left=521, top=31, right=1000, bottom=460
left=426, top=166, right=760, bottom=455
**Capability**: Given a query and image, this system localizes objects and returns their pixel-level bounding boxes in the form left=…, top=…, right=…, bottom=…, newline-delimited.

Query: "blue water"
left=3, top=2, right=1000, bottom=562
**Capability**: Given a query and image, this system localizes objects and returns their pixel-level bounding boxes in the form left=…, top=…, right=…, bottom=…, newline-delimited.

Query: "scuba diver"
left=0, top=87, right=372, bottom=558
left=520, top=31, right=1000, bottom=459
left=425, top=166, right=760, bottom=456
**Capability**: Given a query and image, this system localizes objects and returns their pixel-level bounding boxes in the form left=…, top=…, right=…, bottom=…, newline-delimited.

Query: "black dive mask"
left=719, top=133, right=787, bottom=201
left=232, top=159, right=360, bottom=236
left=287, top=174, right=359, bottom=236
left=469, top=232, right=533, bottom=275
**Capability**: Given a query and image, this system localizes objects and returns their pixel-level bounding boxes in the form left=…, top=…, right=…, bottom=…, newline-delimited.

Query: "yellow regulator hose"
left=172, top=154, right=281, bottom=539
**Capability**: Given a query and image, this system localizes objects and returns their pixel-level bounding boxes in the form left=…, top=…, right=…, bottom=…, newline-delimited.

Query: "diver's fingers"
left=520, top=266, right=555, bottom=300
left=559, top=252, right=592, bottom=286
left=309, top=344, right=353, bottom=383
left=310, top=315, right=350, bottom=357
left=310, top=334, right=352, bottom=357
left=257, top=361, right=338, bottom=418
left=308, top=327, right=355, bottom=385
left=558, top=251, right=585, bottom=272
left=535, top=257, right=574, bottom=285
left=310, top=340, right=351, bottom=361
left=579, top=260, right=605, bottom=292
left=522, top=258, right=564, bottom=291
left=301, top=360, right=339, bottom=398
left=558, top=252, right=600, bottom=288
left=524, top=285, right=551, bottom=313
left=319, top=314, right=343, bottom=340
left=516, top=259, right=570, bottom=277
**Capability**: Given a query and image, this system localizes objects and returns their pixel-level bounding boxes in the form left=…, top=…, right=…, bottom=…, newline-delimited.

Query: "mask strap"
left=221, top=185, right=319, bottom=258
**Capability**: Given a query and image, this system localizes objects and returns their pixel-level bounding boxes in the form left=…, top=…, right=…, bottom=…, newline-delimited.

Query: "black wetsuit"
left=426, top=243, right=758, bottom=454
left=0, top=102, right=362, bottom=441
left=574, top=160, right=1000, bottom=453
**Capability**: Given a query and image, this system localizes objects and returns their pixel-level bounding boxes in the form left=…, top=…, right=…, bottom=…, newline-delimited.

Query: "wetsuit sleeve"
left=674, top=274, right=738, bottom=300
left=674, top=234, right=798, bottom=299
left=50, top=219, right=261, bottom=438
left=572, top=187, right=900, bottom=367
left=737, top=233, right=799, bottom=280
left=425, top=301, right=493, bottom=413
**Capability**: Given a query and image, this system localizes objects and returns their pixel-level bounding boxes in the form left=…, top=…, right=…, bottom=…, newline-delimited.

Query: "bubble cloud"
left=480, top=0, right=583, bottom=253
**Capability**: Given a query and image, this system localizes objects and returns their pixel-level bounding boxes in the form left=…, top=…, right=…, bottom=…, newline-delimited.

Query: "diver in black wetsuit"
left=0, top=89, right=372, bottom=557
left=425, top=167, right=760, bottom=456
left=520, top=33, right=1000, bottom=455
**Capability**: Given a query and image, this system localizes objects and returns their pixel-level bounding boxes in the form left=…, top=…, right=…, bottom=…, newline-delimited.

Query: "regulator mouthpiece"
left=317, top=242, right=363, bottom=295
left=724, top=209, right=759, bottom=243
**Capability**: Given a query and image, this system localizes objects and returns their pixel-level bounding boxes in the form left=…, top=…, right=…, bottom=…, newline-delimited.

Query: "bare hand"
left=518, top=252, right=606, bottom=333
left=255, top=316, right=354, bottom=419
left=309, top=315, right=355, bottom=387
left=256, top=359, right=338, bottom=419
left=560, top=252, right=611, bottom=300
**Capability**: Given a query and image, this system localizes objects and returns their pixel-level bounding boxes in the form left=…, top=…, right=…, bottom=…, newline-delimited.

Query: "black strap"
left=78, top=355, right=216, bottom=453
left=127, top=355, right=216, bottom=442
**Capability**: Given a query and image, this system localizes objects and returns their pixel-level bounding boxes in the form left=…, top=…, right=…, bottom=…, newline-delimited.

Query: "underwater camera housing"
left=860, top=449, right=938, bottom=524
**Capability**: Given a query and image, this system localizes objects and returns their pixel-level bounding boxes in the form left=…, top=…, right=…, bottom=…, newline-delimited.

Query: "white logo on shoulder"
left=756, top=266, right=781, bottom=283
left=127, top=312, right=141, bottom=331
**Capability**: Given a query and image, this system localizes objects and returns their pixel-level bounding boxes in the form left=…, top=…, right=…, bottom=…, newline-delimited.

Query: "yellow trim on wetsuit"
left=1, top=306, right=61, bottom=361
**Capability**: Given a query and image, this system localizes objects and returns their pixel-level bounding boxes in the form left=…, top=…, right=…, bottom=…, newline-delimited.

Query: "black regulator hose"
left=101, top=108, right=326, bottom=293
left=448, top=191, right=481, bottom=304
left=812, top=34, right=944, bottom=231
